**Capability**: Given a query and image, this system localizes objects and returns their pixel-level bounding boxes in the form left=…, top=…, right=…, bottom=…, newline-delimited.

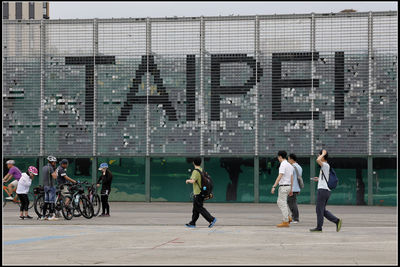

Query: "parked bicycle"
left=62, top=181, right=94, bottom=220
left=86, top=183, right=101, bottom=217
left=33, top=185, right=72, bottom=220
left=3, top=182, right=34, bottom=209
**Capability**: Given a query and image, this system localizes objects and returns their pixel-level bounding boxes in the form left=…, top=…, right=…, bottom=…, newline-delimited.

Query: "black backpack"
left=194, top=169, right=214, bottom=200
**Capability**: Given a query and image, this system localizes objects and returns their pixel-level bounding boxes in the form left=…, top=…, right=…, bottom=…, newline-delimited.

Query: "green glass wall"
left=372, top=158, right=396, bottom=206
left=205, top=158, right=254, bottom=203
left=150, top=157, right=193, bottom=202
left=97, top=157, right=146, bottom=201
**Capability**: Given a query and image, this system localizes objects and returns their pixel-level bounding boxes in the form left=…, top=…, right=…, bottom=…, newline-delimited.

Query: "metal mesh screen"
left=2, top=12, right=397, bottom=157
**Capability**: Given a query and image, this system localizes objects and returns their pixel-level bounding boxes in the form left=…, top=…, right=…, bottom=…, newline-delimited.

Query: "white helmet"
left=47, top=155, right=57, bottom=162
left=6, top=160, right=15, bottom=165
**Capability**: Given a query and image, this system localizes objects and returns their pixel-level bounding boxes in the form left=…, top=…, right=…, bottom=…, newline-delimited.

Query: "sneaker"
left=105, top=214, right=110, bottom=217
left=6, top=196, right=14, bottom=200
left=310, top=228, right=322, bottom=232
left=47, top=215, right=59, bottom=221
left=336, top=219, right=342, bottom=232
left=185, top=223, right=196, bottom=228
left=19, top=216, right=25, bottom=220
left=98, top=214, right=106, bottom=217
left=292, top=220, right=299, bottom=224
left=277, top=221, right=290, bottom=227
left=208, top=218, right=217, bottom=228
left=25, top=215, right=33, bottom=219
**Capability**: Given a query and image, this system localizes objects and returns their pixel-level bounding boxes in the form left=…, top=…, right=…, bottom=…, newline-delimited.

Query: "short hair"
left=277, top=150, right=287, bottom=159
left=289, top=153, right=297, bottom=162
left=193, top=157, right=202, bottom=166
left=319, top=149, right=329, bottom=160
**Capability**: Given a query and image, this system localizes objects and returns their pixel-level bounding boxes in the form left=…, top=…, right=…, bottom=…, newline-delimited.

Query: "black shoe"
left=309, top=228, right=322, bottom=232
left=185, top=223, right=196, bottom=228
left=19, top=216, right=25, bottom=220
left=25, top=215, right=33, bottom=219
left=336, top=219, right=342, bottom=232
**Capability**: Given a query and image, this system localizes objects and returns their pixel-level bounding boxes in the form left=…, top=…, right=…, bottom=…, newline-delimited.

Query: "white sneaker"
left=47, top=215, right=58, bottom=221
left=292, top=221, right=299, bottom=224
left=5, top=196, right=14, bottom=200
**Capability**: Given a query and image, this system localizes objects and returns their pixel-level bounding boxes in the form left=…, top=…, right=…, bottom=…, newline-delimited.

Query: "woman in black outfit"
left=96, top=163, right=113, bottom=217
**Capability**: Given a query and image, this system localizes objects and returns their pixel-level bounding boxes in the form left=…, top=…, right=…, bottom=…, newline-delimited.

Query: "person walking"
left=271, top=151, right=294, bottom=227
left=16, top=166, right=38, bottom=219
left=288, top=153, right=302, bottom=223
left=310, top=149, right=343, bottom=232
left=185, top=157, right=217, bottom=228
left=97, top=163, right=113, bottom=217
left=42, top=156, right=58, bottom=221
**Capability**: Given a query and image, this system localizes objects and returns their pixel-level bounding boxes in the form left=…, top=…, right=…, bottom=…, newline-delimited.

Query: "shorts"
left=61, top=186, right=70, bottom=197
left=44, top=186, right=56, bottom=203
left=10, top=180, right=18, bottom=189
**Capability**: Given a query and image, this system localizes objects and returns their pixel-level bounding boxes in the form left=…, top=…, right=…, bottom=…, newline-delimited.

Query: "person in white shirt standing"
left=16, top=166, right=38, bottom=220
left=310, top=149, right=342, bottom=232
left=271, top=151, right=294, bottom=227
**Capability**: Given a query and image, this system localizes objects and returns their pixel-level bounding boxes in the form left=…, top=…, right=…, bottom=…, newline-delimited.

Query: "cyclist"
left=55, top=159, right=76, bottom=218
left=57, top=159, right=76, bottom=196
left=96, top=163, right=113, bottom=217
left=16, top=166, right=38, bottom=219
left=42, top=155, right=58, bottom=221
left=3, top=160, right=22, bottom=200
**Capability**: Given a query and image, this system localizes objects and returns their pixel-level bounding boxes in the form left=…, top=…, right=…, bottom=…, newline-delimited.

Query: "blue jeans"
left=44, top=186, right=56, bottom=203
left=316, top=189, right=339, bottom=230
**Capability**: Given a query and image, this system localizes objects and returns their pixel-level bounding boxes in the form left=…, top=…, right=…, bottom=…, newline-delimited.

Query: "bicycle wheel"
left=78, top=195, right=93, bottom=219
left=92, top=194, right=101, bottom=217
left=27, top=192, right=35, bottom=209
left=61, top=196, right=73, bottom=220
left=34, top=194, right=45, bottom=217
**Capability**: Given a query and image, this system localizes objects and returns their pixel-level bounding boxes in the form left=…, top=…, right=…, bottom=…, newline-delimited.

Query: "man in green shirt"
left=185, top=158, right=217, bottom=228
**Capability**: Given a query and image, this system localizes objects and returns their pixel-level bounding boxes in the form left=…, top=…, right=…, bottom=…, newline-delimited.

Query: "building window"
left=15, top=2, right=22, bottom=20
left=3, top=2, right=9, bottom=19
left=29, top=2, right=35, bottom=19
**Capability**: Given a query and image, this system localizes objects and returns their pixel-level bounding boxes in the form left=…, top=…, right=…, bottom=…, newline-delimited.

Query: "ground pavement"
left=2, top=202, right=398, bottom=265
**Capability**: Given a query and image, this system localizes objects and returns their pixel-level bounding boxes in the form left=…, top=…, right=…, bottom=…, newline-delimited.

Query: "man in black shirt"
left=96, top=163, right=113, bottom=217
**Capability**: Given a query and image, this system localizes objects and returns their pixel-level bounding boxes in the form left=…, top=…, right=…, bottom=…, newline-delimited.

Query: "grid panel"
left=204, top=19, right=256, bottom=155
left=314, top=16, right=369, bottom=154
left=2, top=12, right=397, bottom=157
left=150, top=20, right=200, bottom=155
left=371, top=15, right=397, bottom=155
left=259, top=16, right=312, bottom=155
left=3, top=22, right=41, bottom=156
left=97, top=21, right=147, bottom=156
left=44, top=21, right=94, bottom=156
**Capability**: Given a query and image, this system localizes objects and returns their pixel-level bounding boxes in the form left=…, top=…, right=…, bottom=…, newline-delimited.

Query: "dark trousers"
left=18, top=194, right=29, bottom=212
left=287, top=192, right=299, bottom=221
left=189, top=195, right=214, bottom=225
left=101, top=189, right=110, bottom=215
left=316, top=189, right=339, bottom=230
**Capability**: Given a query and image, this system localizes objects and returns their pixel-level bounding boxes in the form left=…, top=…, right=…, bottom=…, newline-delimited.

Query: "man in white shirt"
left=310, top=149, right=342, bottom=232
left=271, top=151, right=294, bottom=227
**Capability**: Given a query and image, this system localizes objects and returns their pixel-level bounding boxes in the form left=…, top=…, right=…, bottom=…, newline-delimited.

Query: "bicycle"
left=86, top=183, right=101, bottom=217
left=3, top=182, right=34, bottom=209
left=62, top=181, right=94, bottom=220
left=33, top=185, right=73, bottom=220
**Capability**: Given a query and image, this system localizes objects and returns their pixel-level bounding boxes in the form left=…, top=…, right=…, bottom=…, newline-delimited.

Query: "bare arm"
left=316, top=149, right=327, bottom=167
left=65, top=175, right=76, bottom=184
left=186, top=179, right=196, bottom=184
left=3, top=173, right=12, bottom=182
left=272, top=173, right=283, bottom=188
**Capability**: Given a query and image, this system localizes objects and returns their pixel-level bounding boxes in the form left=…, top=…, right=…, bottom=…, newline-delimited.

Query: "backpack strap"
left=194, top=169, right=203, bottom=187
left=321, top=165, right=330, bottom=185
